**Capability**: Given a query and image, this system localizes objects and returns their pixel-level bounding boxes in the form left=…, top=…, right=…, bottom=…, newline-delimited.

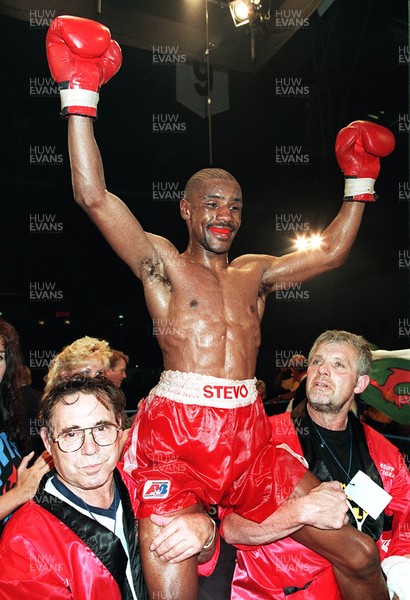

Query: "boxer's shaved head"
left=184, top=169, right=240, bottom=201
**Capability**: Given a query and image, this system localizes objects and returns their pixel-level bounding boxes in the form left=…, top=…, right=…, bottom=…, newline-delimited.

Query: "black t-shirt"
left=295, top=407, right=388, bottom=540
left=309, top=418, right=362, bottom=486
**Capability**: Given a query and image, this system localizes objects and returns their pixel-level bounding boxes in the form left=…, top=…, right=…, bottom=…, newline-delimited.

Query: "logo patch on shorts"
left=143, top=480, right=171, bottom=499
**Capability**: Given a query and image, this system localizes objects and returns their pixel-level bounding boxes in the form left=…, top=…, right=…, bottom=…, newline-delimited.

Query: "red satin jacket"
left=231, top=411, right=410, bottom=600
left=0, top=466, right=219, bottom=599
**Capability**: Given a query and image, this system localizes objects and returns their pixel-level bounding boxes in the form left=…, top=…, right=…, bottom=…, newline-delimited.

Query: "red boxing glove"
left=335, top=120, right=395, bottom=201
left=46, top=15, right=122, bottom=118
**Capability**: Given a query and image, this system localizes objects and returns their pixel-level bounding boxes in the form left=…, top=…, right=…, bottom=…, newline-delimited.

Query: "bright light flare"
left=233, top=1, right=250, bottom=21
left=309, top=234, right=323, bottom=249
left=229, top=0, right=251, bottom=26
left=294, top=234, right=323, bottom=251
left=295, top=236, right=309, bottom=251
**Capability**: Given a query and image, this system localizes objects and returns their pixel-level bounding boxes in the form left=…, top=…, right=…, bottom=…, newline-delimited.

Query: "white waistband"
left=148, top=370, right=258, bottom=409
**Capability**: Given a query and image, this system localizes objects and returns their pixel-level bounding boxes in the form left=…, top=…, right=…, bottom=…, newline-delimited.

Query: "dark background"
left=0, top=0, right=408, bottom=403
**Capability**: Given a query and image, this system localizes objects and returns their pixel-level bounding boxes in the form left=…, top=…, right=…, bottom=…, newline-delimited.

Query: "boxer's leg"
left=291, top=472, right=388, bottom=600
left=139, top=504, right=201, bottom=600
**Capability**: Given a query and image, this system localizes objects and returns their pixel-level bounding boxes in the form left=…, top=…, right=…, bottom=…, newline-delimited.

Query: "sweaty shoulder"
left=232, top=254, right=280, bottom=297
left=231, top=253, right=277, bottom=270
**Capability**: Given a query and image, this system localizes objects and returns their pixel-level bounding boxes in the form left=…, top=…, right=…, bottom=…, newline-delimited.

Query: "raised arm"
left=259, top=121, right=395, bottom=290
left=260, top=200, right=365, bottom=288
left=68, top=116, right=158, bottom=277
left=46, top=16, right=162, bottom=279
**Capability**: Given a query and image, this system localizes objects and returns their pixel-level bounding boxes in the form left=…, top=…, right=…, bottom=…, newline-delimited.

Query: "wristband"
left=344, top=177, right=375, bottom=198
left=60, top=88, right=100, bottom=110
left=381, top=555, right=410, bottom=600
left=203, top=514, right=217, bottom=550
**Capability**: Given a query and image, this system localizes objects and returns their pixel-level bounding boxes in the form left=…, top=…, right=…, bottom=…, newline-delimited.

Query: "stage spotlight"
left=229, top=0, right=271, bottom=27
left=229, top=0, right=252, bottom=27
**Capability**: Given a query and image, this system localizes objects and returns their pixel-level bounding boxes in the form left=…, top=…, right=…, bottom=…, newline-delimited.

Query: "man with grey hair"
left=223, top=330, right=410, bottom=599
left=308, top=329, right=373, bottom=379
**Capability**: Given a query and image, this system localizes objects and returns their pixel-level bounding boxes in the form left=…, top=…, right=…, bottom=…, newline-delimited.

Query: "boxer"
left=46, top=15, right=395, bottom=600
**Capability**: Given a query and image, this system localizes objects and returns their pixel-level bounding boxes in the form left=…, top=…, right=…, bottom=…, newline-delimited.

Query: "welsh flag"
left=361, top=348, right=410, bottom=425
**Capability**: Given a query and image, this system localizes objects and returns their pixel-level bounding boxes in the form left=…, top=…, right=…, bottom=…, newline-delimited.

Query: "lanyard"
left=311, top=419, right=353, bottom=482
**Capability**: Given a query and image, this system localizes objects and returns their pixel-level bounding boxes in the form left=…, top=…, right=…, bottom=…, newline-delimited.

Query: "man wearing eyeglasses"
left=0, top=376, right=218, bottom=599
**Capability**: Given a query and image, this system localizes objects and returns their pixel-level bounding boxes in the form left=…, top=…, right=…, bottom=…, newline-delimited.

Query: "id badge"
left=344, top=470, right=392, bottom=519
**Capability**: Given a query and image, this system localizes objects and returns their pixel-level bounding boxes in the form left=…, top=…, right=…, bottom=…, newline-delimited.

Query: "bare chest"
left=173, top=264, right=260, bottom=318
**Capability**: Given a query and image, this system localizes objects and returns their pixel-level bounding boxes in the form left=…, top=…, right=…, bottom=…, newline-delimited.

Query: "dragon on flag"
left=360, top=348, right=410, bottom=425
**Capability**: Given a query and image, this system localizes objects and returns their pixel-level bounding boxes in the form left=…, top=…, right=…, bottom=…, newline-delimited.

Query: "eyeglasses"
left=52, top=423, right=121, bottom=453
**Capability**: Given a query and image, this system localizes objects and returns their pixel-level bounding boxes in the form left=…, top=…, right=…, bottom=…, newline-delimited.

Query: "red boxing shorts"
left=123, top=371, right=307, bottom=521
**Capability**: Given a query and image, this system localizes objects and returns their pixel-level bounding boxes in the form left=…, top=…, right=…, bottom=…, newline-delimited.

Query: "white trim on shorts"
left=147, top=370, right=258, bottom=409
